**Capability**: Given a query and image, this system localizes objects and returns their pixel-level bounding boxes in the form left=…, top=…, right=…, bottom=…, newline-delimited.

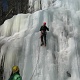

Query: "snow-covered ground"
left=0, top=0, right=80, bottom=80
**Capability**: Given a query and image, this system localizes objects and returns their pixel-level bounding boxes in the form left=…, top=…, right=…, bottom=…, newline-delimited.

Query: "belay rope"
left=75, top=38, right=80, bottom=78
left=30, top=37, right=40, bottom=80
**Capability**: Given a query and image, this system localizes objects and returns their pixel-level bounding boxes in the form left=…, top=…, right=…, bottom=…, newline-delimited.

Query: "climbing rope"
left=30, top=36, right=40, bottom=80
left=75, top=38, right=80, bottom=78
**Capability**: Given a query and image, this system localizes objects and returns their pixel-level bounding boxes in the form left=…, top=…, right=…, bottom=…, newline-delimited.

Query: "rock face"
left=0, top=0, right=29, bottom=25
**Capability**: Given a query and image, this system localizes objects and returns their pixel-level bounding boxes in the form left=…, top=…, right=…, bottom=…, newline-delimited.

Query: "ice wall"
left=0, top=0, right=80, bottom=80
left=28, top=0, right=80, bottom=12
left=28, top=0, right=56, bottom=12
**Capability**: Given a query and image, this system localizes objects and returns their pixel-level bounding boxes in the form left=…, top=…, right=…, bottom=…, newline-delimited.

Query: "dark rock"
left=66, top=71, right=71, bottom=77
left=0, top=0, right=29, bottom=25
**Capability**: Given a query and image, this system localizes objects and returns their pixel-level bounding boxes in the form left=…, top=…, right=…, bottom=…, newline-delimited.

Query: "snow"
left=0, top=0, right=80, bottom=80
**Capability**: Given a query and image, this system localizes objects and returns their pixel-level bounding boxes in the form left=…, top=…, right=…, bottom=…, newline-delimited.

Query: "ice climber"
left=8, top=66, right=22, bottom=80
left=40, top=22, right=49, bottom=46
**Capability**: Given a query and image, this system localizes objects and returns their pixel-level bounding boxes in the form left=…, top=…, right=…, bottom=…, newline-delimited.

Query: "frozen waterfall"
left=0, top=0, right=80, bottom=80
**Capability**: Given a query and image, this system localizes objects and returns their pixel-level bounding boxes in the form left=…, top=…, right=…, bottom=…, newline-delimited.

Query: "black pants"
left=41, top=34, right=46, bottom=45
